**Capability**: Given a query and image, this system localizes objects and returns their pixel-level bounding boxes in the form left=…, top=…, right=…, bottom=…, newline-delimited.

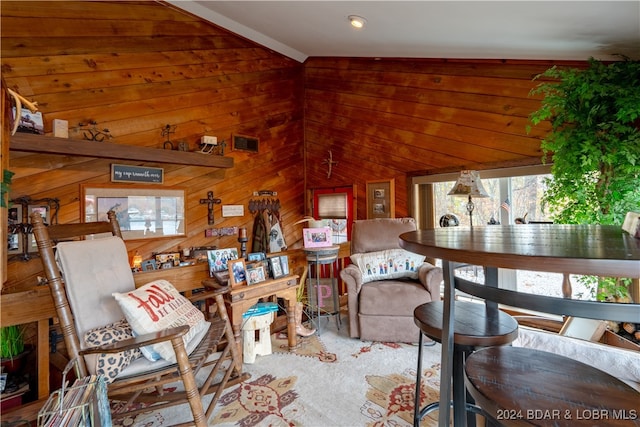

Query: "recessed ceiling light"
left=348, top=15, right=367, bottom=29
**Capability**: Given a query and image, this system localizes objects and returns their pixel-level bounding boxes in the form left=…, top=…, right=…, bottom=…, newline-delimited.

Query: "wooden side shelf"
left=10, top=133, right=234, bottom=168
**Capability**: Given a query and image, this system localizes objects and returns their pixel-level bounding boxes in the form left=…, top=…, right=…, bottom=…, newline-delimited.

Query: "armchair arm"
left=340, top=264, right=365, bottom=338
left=417, top=262, right=443, bottom=299
left=340, top=264, right=364, bottom=295
left=80, top=325, right=189, bottom=355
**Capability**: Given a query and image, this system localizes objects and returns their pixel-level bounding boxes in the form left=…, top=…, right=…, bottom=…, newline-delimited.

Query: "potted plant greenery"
left=528, top=56, right=640, bottom=300
left=0, top=325, right=26, bottom=373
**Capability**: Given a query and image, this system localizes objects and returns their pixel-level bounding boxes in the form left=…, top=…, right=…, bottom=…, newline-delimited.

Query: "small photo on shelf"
left=246, top=265, right=266, bottom=285
left=268, top=256, right=284, bottom=279
left=279, top=255, right=290, bottom=276
left=228, top=258, right=247, bottom=287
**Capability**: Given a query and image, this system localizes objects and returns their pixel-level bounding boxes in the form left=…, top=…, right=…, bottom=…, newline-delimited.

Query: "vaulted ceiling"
left=169, top=1, right=640, bottom=63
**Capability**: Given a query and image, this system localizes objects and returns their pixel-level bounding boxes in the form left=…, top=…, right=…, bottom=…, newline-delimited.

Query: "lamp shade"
left=447, top=170, right=490, bottom=198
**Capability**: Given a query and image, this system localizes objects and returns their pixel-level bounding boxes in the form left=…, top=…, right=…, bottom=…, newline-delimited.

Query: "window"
left=410, top=165, right=585, bottom=298
left=312, top=187, right=354, bottom=244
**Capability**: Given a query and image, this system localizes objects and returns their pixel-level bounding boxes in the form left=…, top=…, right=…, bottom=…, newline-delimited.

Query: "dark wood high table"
left=400, top=224, right=640, bottom=427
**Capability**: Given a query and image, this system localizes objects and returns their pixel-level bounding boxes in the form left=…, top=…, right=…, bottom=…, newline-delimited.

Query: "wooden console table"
left=203, top=275, right=300, bottom=363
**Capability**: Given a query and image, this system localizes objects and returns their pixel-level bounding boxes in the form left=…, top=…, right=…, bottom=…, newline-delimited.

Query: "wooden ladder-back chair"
left=31, top=210, right=248, bottom=426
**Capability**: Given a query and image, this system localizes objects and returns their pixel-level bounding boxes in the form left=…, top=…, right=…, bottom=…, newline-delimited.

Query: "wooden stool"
left=241, top=311, right=275, bottom=364
left=464, top=346, right=640, bottom=427
left=413, top=301, right=519, bottom=426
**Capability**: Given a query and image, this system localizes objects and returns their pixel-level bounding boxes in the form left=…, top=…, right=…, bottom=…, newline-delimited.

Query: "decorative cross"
left=322, top=150, right=338, bottom=178
left=200, top=191, right=222, bottom=225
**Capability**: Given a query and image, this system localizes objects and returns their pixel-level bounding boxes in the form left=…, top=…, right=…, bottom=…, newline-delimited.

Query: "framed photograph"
left=207, top=248, right=239, bottom=276
left=82, top=184, right=186, bottom=240
left=246, top=265, right=266, bottom=285
left=302, top=227, right=333, bottom=248
left=268, top=256, right=285, bottom=279
left=28, top=204, right=50, bottom=251
left=228, top=258, right=247, bottom=288
left=7, top=205, right=23, bottom=255
left=279, top=255, right=290, bottom=276
left=366, top=179, right=395, bottom=219
left=141, top=259, right=157, bottom=271
left=155, top=252, right=181, bottom=267
left=247, top=252, right=266, bottom=262
left=13, top=107, right=44, bottom=135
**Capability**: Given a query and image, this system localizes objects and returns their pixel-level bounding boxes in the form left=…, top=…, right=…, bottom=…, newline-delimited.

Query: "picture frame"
left=13, top=107, right=44, bottom=135
left=28, top=204, right=50, bottom=252
left=155, top=252, right=181, bottom=267
left=228, top=258, right=247, bottom=288
left=7, top=205, right=23, bottom=255
left=141, top=259, right=157, bottom=271
left=279, top=255, right=290, bottom=276
left=246, top=265, right=266, bottom=285
left=366, top=179, right=395, bottom=219
left=268, top=256, right=285, bottom=279
left=247, top=252, right=266, bottom=262
left=82, top=184, right=186, bottom=241
left=207, top=248, right=239, bottom=277
left=302, top=227, right=333, bottom=248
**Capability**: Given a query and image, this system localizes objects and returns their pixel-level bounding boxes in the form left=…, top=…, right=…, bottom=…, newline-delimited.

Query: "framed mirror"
left=82, top=184, right=186, bottom=240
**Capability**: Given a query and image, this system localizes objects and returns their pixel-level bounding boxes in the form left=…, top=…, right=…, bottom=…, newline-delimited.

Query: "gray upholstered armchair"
left=340, top=218, right=442, bottom=343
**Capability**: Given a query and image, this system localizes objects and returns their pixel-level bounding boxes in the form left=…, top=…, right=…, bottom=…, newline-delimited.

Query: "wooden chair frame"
left=31, top=211, right=248, bottom=426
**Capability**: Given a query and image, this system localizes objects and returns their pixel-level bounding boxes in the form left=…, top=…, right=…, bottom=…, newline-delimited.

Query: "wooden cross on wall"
left=200, top=191, right=221, bottom=225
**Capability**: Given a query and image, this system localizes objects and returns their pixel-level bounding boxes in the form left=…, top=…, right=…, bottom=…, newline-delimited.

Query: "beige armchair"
left=340, top=218, right=442, bottom=343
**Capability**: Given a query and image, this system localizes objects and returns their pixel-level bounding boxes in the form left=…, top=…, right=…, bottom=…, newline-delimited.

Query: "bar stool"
left=413, top=301, right=519, bottom=426
left=464, top=346, right=640, bottom=427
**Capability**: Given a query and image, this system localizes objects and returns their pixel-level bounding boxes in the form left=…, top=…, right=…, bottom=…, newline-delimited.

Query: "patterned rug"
left=113, top=316, right=443, bottom=426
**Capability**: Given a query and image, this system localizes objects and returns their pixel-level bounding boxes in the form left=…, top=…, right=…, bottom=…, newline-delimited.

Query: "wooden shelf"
left=10, top=133, right=234, bottom=168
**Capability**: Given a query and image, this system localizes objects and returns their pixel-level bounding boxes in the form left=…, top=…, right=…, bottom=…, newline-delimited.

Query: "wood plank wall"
left=1, top=1, right=587, bottom=292
left=1, top=1, right=305, bottom=291
left=303, top=57, right=585, bottom=218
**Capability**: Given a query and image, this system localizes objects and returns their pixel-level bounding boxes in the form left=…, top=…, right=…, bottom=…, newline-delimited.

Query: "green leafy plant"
left=0, top=325, right=25, bottom=360
left=529, top=57, right=640, bottom=300
left=1, top=169, right=14, bottom=208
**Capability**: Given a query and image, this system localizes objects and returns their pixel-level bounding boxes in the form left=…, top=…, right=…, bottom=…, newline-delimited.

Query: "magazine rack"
left=38, top=359, right=111, bottom=427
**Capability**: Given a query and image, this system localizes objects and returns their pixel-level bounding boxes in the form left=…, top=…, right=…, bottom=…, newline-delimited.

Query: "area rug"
left=113, top=316, right=443, bottom=426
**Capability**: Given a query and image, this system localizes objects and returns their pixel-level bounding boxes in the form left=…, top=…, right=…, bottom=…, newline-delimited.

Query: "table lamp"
left=447, top=170, right=490, bottom=227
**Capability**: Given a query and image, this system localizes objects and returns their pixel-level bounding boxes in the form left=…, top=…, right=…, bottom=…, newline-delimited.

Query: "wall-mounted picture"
left=207, top=248, right=239, bottom=277
left=366, top=179, right=395, bottom=219
left=268, top=256, right=284, bottom=279
left=7, top=205, right=23, bottom=255
left=246, top=265, right=266, bottom=285
left=302, top=226, right=333, bottom=248
left=228, top=258, right=247, bottom=287
left=82, top=184, right=186, bottom=240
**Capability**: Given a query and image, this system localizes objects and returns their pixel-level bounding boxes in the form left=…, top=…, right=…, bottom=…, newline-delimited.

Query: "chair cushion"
left=55, top=236, right=136, bottom=338
left=113, top=280, right=209, bottom=362
left=84, top=319, right=142, bottom=383
left=350, top=248, right=425, bottom=284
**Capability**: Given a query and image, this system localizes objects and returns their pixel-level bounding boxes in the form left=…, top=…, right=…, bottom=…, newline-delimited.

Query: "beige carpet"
left=113, top=315, right=443, bottom=426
